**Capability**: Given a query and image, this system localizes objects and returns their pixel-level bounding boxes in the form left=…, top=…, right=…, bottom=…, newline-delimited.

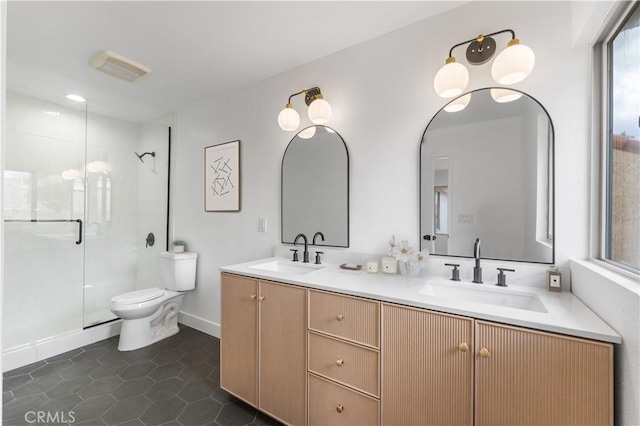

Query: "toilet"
left=110, top=251, right=197, bottom=351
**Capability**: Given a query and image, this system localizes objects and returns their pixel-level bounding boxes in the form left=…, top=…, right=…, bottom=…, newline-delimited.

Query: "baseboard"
left=3, top=321, right=122, bottom=373
left=178, top=311, right=220, bottom=338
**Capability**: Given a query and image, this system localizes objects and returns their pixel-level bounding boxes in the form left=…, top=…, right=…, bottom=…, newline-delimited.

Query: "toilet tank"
left=159, top=251, right=198, bottom=291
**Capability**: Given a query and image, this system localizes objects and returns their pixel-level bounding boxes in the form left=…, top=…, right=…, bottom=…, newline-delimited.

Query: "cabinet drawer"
left=309, top=290, right=380, bottom=348
left=309, top=373, right=379, bottom=426
left=309, top=332, right=379, bottom=397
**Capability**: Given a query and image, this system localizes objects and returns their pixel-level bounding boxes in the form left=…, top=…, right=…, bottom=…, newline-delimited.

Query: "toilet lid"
left=111, top=288, right=165, bottom=305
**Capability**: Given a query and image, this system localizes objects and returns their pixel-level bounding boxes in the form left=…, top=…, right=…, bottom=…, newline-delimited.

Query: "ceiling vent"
left=90, top=50, right=151, bottom=82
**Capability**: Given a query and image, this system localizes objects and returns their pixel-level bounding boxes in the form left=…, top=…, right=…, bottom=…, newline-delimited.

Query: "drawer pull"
left=250, top=294, right=257, bottom=300
left=336, top=314, right=344, bottom=321
left=336, top=404, right=345, bottom=414
left=458, top=342, right=469, bottom=352
left=479, top=347, right=491, bottom=358
left=335, top=358, right=344, bottom=367
left=258, top=295, right=265, bottom=301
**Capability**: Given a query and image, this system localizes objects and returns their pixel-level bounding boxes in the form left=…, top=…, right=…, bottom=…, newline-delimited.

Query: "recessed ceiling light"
left=66, top=94, right=86, bottom=103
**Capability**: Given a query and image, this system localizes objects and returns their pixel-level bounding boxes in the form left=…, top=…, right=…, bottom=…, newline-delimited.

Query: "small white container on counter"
left=366, top=261, right=379, bottom=273
left=381, top=257, right=397, bottom=274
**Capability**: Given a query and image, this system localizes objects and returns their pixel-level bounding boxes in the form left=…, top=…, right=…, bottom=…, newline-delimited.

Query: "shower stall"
left=2, top=90, right=170, bottom=363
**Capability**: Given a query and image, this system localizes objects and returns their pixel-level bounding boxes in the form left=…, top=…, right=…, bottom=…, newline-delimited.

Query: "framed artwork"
left=205, top=140, right=241, bottom=212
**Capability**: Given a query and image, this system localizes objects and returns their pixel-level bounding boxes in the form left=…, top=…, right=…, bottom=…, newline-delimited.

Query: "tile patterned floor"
left=3, top=326, right=282, bottom=426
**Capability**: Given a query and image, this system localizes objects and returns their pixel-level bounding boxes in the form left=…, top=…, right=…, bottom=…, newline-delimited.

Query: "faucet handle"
left=290, top=249, right=299, bottom=262
left=444, top=263, right=461, bottom=281
left=496, top=267, right=515, bottom=287
left=315, top=251, right=324, bottom=265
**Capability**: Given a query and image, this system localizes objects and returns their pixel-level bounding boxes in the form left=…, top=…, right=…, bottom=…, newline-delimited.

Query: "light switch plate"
left=258, top=217, right=267, bottom=233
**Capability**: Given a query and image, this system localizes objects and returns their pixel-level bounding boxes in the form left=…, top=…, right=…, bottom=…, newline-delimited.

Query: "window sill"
left=571, top=259, right=639, bottom=295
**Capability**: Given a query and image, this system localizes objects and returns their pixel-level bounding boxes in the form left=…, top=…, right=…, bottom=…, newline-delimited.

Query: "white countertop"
left=220, top=257, right=622, bottom=344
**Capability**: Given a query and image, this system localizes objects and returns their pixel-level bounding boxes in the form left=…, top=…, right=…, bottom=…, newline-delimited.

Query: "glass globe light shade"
left=278, top=105, right=300, bottom=131
left=434, top=58, right=469, bottom=98
left=491, top=39, right=535, bottom=85
left=490, top=88, right=523, bottom=103
left=444, top=93, right=472, bottom=113
left=61, top=169, right=80, bottom=180
left=298, top=126, right=317, bottom=139
left=308, top=97, right=332, bottom=124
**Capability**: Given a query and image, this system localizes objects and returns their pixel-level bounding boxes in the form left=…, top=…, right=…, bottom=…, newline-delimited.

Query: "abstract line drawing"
left=205, top=140, right=241, bottom=211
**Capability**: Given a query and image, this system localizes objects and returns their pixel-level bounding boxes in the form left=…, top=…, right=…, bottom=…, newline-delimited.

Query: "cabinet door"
left=381, top=304, right=473, bottom=426
left=475, top=321, right=613, bottom=426
left=220, top=273, right=258, bottom=407
left=259, top=281, right=307, bottom=425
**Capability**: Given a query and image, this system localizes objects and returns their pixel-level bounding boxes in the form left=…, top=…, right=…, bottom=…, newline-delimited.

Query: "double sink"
left=249, top=259, right=547, bottom=313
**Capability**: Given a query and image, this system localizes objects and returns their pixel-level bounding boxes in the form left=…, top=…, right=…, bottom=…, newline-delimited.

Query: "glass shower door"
left=3, top=91, right=87, bottom=348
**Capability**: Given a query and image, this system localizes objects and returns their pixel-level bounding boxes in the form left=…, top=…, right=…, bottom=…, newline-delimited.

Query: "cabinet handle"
left=335, top=359, right=344, bottom=367
left=250, top=294, right=257, bottom=300
left=336, top=404, right=345, bottom=414
left=479, top=347, right=491, bottom=358
left=336, top=314, right=344, bottom=321
left=458, top=342, right=469, bottom=352
left=258, top=295, right=265, bottom=301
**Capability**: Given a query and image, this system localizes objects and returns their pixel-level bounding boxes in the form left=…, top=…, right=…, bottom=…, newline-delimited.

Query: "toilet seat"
left=111, top=288, right=165, bottom=305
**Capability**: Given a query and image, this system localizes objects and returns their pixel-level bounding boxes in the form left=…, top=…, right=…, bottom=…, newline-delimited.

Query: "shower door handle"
left=4, top=218, right=84, bottom=245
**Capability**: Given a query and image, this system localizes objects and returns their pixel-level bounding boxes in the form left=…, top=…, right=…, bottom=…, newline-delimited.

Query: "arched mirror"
left=282, top=125, right=349, bottom=247
left=420, top=88, right=554, bottom=263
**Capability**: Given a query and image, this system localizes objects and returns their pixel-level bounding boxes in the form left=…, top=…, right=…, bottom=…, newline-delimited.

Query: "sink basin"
left=419, top=281, right=547, bottom=313
left=249, top=260, right=325, bottom=275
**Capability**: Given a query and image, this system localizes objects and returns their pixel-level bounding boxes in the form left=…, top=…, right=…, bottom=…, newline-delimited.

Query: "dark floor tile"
left=79, top=376, right=124, bottom=399
left=211, top=387, right=234, bottom=405
left=151, top=335, right=183, bottom=352
left=208, top=367, right=220, bottom=383
left=13, top=373, right=62, bottom=398
left=179, top=378, right=217, bottom=403
left=111, top=376, right=155, bottom=400
left=179, top=349, right=210, bottom=365
left=139, top=397, right=186, bottom=425
left=39, top=393, right=83, bottom=414
left=145, top=377, right=185, bottom=401
left=45, top=348, right=83, bottom=363
left=101, top=394, right=151, bottom=425
left=89, top=361, right=128, bottom=380
left=3, top=374, right=32, bottom=392
left=215, top=401, right=256, bottom=426
left=179, top=364, right=213, bottom=382
left=149, top=362, right=187, bottom=381
left=45, top=375, right=93, bottom=399
left=205, top=352, right=220, bottom=367
left=72, top=347, right=110, bottom=363
left=99, top=349, right=131, bottom=365
left=125, top=347, right=159, bottom=366
left=114, top=419, right=145, bottom=426
left=203, top=339, right=220, bottom=354
left=72, top=394, right=117, bottom=423
left=153, top=349, right=185, bottom=366
left=3, top=391, right=15, bottom=405
left=3, top=393, right=48, bottom=421
left=3, top=361, right=46, bottom=378
left=119, top=362, right=156, bottom=380
left=158, top=421, right=183, bottom=426
left=75, top=417, right=107, bottom=426
left=177, top=327, right=208, bottom=341
left=180, top=338, right=208, bottom=352
left=30, top=360, right=73, bottom=379
left=254, top=411, right=284, bottom=426
left=178, top=398, right=223, bottom=426
left=83, top=337, right=117, bottom=351
left=59, top=360, right=101, bottom=379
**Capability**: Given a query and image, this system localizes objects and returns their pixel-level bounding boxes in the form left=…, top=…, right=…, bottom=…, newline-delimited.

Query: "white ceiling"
left=6, top=1, right=465, bottom=123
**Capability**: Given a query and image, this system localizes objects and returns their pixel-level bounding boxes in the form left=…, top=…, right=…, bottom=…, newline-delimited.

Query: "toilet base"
left=117, top=298, right=182, bottom=351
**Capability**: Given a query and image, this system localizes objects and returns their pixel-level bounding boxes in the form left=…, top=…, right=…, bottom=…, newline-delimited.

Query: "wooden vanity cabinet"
left=220, top=273, right=307, bottom=425
left=474, top=321, right=613, bottom=426
left=381, top=303, right=474, bottom=426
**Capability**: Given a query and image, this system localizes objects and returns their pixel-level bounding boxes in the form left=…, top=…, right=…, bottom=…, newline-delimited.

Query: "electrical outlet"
left=258, top=217, right=267, bottom=233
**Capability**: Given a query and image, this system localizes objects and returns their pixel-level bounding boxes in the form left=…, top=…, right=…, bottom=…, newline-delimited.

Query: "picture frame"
left=204, top=140, right=241, bottom=212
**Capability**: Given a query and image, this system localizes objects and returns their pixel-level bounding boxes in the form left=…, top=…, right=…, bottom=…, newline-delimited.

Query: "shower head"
left=135, top=151, right=156, bottom=163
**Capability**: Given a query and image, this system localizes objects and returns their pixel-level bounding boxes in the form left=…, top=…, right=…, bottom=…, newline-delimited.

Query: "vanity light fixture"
left=65, top=94, right=86, bottom=103
left=277, top=87, right=332, bottom=131
left=434, top=29, right=535, bottom=98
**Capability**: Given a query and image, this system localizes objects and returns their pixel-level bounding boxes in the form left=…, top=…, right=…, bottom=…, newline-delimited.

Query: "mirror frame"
left=281, top=125, right=350, bottom=248
left=419, top=87, right=555, bottom=264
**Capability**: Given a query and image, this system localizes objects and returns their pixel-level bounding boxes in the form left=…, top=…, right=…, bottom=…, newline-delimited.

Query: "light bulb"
left=491, top=39, right=535, bottom=85
left=308, top=96, right=332, bottom=125
left=434, top=57, right=469, bottom=98
left=278, top=104, right=300, bottom=131
left=444, top=93, right=471, bottom=113
left=490, top=88, right=523, bottom=103
left=298, top=126, right=317, bottom=139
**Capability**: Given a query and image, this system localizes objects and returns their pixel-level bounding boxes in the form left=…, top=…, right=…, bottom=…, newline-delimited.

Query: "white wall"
left=173, top=2, right=638, bottom=424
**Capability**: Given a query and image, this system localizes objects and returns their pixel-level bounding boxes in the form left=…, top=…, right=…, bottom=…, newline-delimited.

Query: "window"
left=602, top=3, right=639, bottom=272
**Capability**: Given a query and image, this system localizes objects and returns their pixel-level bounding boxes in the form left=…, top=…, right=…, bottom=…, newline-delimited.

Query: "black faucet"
left=294, top=233, right=310, bottom=263
left=473, top=238, right=482, bottom=284
left=312, top=231, right=325, bottom=245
